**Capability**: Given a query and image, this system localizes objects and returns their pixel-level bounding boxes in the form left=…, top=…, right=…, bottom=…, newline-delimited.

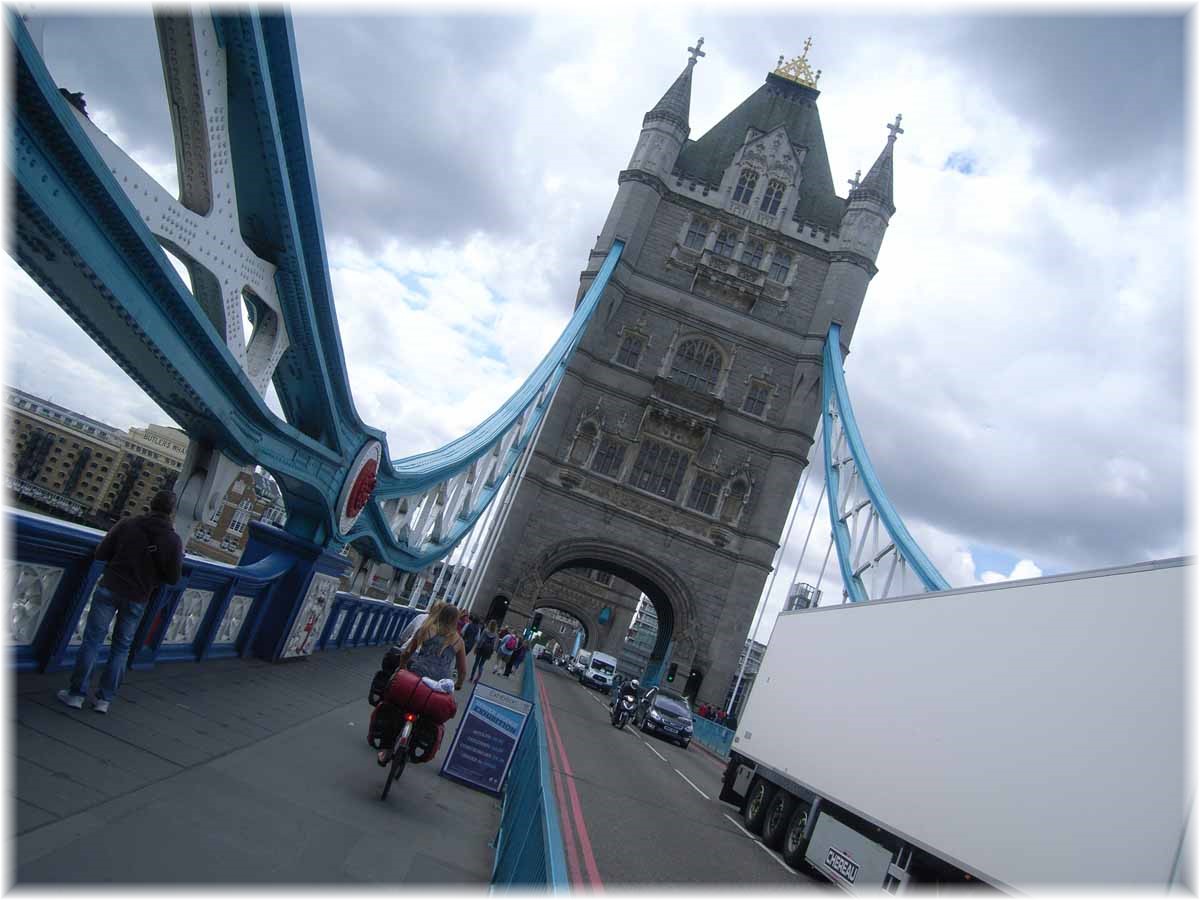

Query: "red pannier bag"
left=367, top=670, right=457, bottom=764
left=384, top=669, right=457, bottom=724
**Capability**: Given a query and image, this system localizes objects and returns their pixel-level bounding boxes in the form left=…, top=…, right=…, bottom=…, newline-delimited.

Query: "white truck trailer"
left=718, top=557, right=1191, bottom=892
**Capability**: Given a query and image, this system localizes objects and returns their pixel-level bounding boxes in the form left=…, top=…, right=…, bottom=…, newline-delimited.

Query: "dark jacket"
left=94, top=512, right=184, bottom=605
left=474, top=629, right=497, bottom=658
left=462, top=621, right=481, bottom=655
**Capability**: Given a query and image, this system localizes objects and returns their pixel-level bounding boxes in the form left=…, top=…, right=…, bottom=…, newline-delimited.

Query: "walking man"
left=57, top=490, right=184, bottom=714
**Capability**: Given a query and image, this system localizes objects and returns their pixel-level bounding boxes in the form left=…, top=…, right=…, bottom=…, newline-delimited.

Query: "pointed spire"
left=849, top=114, right=902, bottom=214
left=643, top=38, right=704, bottom=133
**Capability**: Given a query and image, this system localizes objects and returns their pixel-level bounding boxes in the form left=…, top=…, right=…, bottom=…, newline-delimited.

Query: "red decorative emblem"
left=345, top=459, right=378, bottom=519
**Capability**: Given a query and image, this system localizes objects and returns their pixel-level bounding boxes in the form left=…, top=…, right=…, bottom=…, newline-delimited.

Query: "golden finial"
left=773, top=37, right=821, bottom=88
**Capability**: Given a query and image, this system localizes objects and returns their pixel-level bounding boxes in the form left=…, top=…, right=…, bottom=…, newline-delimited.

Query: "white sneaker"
left=92, top=699, right=110, bottom=714
left=56, top=690, right=84, bottom=709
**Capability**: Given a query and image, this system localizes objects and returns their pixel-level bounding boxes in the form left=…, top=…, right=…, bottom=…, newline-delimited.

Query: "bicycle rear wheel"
left=380, top=721, right=413, bottom=800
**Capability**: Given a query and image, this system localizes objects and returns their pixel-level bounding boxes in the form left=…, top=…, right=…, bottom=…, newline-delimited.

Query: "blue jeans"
left=68, top=586, right=148, bottom=702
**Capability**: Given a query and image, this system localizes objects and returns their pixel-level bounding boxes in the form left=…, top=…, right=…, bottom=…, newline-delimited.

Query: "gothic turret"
left=627, top=38, right=704, bottom=177
left=811, top=115, right=904, bottom=344
left=848, top=113, right=900, bottom=217
left=589, top=40, right=706, bottom=276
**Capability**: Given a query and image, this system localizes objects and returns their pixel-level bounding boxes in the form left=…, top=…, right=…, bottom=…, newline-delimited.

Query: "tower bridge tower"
left=472, top=40, right=899, bottom=706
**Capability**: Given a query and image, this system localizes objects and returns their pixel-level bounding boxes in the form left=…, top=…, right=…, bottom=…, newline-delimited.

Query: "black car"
left=636, top=687, right=694, bottom=748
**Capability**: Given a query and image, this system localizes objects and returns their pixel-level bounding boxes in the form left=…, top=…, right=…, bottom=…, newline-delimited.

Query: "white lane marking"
left=643, top=741, right=668, bottom=762
left=722, top=814, right=796, bottom=875
left=674, top=768, right=710, bottom=800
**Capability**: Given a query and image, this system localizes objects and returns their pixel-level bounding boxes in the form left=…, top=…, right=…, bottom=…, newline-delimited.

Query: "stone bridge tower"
left=471, top=40, right=899, bottom=707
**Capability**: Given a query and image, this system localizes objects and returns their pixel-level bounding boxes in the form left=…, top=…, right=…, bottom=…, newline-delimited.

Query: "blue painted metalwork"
left=7, top=8, right=625, bottom=574
left=7, top=509, right=408, bottom=672
left=641, top=638, right=672, bottom=687
left=8, top=11, right=354, bottom=542
left=491, top=661, right=570, bottom=890
left=351, top=240, right=625, bottom=569
left=691, top=716, right=735, bottom=759
left=822, top=324, right=950, bottom=598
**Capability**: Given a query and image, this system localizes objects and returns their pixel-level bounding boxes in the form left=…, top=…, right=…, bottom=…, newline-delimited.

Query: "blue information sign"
left=439, top=683, right=532, bottom=795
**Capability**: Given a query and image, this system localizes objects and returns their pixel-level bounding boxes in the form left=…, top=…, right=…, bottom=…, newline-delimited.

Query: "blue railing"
left=691, top=716, right=736, bottom=759
left=491, top=661, right=569, bottom=891
left=8, top=508, right=417, bottom=672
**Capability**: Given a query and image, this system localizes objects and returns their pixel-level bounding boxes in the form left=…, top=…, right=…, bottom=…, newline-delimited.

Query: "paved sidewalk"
left=12, top=646, right=510, bottom=885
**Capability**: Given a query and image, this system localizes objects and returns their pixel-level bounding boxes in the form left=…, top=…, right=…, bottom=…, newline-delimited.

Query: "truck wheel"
left=761, top=789, right=797, bottom=850
left=743, top=777, right=776, bottom=835
left=780, top=802, right=811, bottom=868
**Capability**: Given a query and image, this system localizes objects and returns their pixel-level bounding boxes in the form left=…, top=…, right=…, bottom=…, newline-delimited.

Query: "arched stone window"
left=569, top=421, right=598, bottom=466
left=760, top=179, right=786, bottom=215
left=629, top=439, right=689, bottom=500
left=721, top=479, right=749, bottom=524
left=768, top=250, right=792, bottom=283
left=733, top=168, right=759, bottom=204
left=616, top=334, right=643, bottom=369
left=591, top=436, right=626, bottom=478
left=686, top=474, right=722, bottom=516
left=684, top=218, right=710, bottom=250
left=713, top=228, right=738, bottom=258
left=669, top=339, right=722, bottom=394
left=741, top=240, right=765, bottom=269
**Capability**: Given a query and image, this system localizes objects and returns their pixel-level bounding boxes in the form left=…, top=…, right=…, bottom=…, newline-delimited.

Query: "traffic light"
left=531, top=612, right=543, bottom=630
left=666, top=663, right=678, bottom=683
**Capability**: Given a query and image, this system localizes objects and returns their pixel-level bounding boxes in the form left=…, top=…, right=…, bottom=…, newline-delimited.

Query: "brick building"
left=6, top=386, right=285, bottom=562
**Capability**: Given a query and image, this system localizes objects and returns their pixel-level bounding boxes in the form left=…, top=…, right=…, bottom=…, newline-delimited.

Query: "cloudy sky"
left=5, top=5, right=1191, bottom=640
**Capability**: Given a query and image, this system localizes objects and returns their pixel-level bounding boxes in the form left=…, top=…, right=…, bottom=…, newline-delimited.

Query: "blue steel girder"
left=8, top=7, right=626, bottom=573
left=216, top=12, right=374, bottom=454
left=822, top=323, right=950, bottom=600
left=8, top=9, right=362, bottom=543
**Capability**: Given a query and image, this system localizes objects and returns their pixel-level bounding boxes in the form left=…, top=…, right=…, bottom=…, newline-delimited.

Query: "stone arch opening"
left=518, top=538, right=697, bottom=686
left=484, top=594, right=511, bottom=625
left=530, top=603, right=590, bottom=654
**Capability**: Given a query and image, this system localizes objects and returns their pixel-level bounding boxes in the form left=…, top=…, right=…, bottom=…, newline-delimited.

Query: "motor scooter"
left=611, top=688, right=637, bottom=729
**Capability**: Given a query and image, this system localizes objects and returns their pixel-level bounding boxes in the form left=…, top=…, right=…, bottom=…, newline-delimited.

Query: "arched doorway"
left=515, top=539, right=697, bottom=688
left=484, top=594, right=511, bottom=625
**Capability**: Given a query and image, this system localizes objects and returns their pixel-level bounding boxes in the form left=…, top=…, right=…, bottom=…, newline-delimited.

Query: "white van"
left=579, top=651, right=618, bottom=691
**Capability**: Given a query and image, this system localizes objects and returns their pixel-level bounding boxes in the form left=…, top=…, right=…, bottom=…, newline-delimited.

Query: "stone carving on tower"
left=470, top=39, right=901, bottom=707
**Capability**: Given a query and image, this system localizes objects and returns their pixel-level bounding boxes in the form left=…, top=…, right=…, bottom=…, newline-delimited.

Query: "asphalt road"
left=535, top=659, right=816, bottom=887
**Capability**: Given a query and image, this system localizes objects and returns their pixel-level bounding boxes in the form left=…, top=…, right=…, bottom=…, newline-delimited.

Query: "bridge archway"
left=530, top=603, right=590, bottom=653
left=513, top=538, right=698, bottom=685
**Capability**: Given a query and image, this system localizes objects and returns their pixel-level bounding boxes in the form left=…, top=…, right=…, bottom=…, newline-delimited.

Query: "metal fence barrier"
left=491, top=661, right=569, bottom=891
left=691, top=714, right=736, bottom=759
left=8, top=509, right=418, bottom=672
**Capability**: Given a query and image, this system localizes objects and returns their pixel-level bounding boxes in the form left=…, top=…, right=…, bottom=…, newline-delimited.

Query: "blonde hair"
left=410, top=603, right=460, bottom=655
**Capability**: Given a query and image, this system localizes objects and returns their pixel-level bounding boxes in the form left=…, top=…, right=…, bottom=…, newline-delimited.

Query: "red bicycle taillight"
left=404, top=713, right=417, bottom=722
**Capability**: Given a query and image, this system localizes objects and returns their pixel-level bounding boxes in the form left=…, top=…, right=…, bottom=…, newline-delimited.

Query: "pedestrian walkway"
left=12, top=645, right=509, bottom=884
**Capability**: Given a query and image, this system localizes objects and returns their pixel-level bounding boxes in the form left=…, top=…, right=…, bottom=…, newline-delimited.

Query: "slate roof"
left=673, top=73, right=846, bottom=231
left=644, top=59, right=697, bottom=134
left=848, top=134, right=896, bottom=215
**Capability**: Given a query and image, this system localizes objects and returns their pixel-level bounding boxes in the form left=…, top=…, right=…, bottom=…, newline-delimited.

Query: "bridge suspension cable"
left=726, top=416, right=823, bottom=712
left=822, top=323, right=949, bottom=601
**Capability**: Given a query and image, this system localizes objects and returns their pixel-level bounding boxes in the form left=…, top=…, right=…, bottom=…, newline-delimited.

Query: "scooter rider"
left=612, top=677, right=640, bottom=708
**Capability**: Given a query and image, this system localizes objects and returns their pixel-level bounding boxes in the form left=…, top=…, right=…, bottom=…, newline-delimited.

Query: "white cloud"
left=980, top=559, right=1044, bottom=584
left=7, top=12, right=1186, bottom=609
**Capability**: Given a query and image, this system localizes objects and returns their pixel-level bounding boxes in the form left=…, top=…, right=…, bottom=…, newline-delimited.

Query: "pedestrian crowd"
left=695, top=702, right=737, bottom=730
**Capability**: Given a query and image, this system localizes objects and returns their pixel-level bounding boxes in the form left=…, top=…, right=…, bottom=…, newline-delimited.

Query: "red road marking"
left=539, top=676, right=605, bottom=892
left=538, top=679, right=584, bottom=884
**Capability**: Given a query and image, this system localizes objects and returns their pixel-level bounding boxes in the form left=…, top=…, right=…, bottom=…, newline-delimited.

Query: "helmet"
left=629, top=679, right=640, bottom=691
